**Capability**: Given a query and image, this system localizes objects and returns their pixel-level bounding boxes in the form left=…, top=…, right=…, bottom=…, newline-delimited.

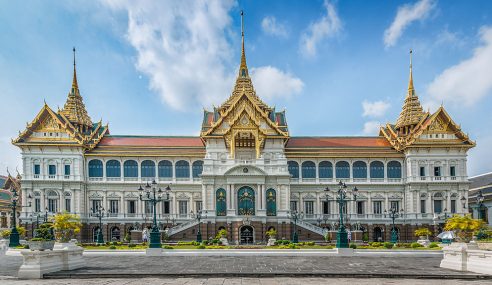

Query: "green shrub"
left=196, top=245, right=206, bottom=249
left=282, top=240, right=290, bottom=245
left=211, top=239, right=219, bottom=244
left=428, top=242, right=439, bottom=248
left=383, top=242, right=393, bottom=249
left=307, top=241, right=315, bottom=246
left=109, top=245, right=116, bottom=250
left=411, top=242, right=423, bottom=248
left=215, top=229, right=228, bottom=239
left=191, top=241, right=200, bottom=246
left=112, top=241, right=118, bottom=246
left=105, top=241, right=110, bottom=246
left=288, top=243, right=297, bottom=249
left=362, top=233, right=369, bottom=242
left=349, top=243, right=357, bottom=249
left=163, top=245, right=173, bottom=249
left=128, top=243, right=137, bottom=248
left=370, top=242, right=381, bottom=247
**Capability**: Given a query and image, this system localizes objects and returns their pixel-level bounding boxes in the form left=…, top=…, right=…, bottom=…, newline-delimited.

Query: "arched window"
left=370, top=161, right=384, bottom=178
left=175, top=160, right=190, bottom=178
left=266, top=189, right=276, bottom=216
left=319, top=161, right=333, bottom=178
left=387, top=161, right=402, bottom=178
left=93, top=226, right=100, bottom=242
left=353, top=161, right=367, bottom=179
left=288, top=161, right=299, bottom=178
left=141, top=160, right=156, bottom=178
left=192, top=161, right=203, bottom=178
left=335, top=161, right=350, bottom=178
left=158, top=160, right=172, bottom=179
left=106, top=160, right=121, bottom=178
left=301, top=161, right=316, bottom=179
left=123, top=160, right=138, bottom=178
left=88, top=159, right=103, bottom=177
left=216, top=188, right=226, bottom=216
left=110, top=226, right=121, bottom=241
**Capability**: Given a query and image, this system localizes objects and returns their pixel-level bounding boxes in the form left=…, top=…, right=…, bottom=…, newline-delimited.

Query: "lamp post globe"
left=138, top=181, right=171, bottom=248
left=324, top=181, right=357, bottom=248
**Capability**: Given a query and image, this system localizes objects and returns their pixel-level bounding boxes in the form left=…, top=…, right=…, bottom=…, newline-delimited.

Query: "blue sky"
left=1, top=0, right=491, bottom=176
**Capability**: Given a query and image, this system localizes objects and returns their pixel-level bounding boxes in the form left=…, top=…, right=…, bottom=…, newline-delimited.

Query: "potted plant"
left=28, top=223, right=55, bottom=251
left=415, top=227, right=432, bottom=247
left=444, top=214, right=485, bottom=243
left=266, top=228, right=277, bottom=246
left=51, top=212, right=82, bottom=249
left=215, top=229, right=229, bottom=246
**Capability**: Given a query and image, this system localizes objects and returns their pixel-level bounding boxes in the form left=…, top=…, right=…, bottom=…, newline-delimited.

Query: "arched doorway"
left=238, top=186, right=255, bottom=215
left=373, top=226, right=383, bottom=242
left=92, top=226, right=100, bottom=242
left=111, top=226, right=121, bottom=241
left=240, top=226, right=254, bottom=244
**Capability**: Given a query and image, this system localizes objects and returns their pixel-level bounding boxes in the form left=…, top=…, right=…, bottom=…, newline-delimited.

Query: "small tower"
left=395, top=50, right=424, bottom=136
left=60, top=47, right=93, bottom=134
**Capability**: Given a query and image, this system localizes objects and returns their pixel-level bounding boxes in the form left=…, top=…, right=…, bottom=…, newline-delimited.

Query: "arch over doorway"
left=237, top=186, right=255, bottom=215
left=373, top=226, right=383, bottom=242
left=239, top=225, right=254, bottom=244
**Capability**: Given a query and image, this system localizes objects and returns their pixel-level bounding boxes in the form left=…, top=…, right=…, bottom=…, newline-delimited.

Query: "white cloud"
left=384, top=0, right=436, bottom=48
left=300, top=0, right=342, bottom=58
left=261, top=16, right=287, bottom=38
left=427, top=26, right=492, bottom=107
left=250, top=66, right=303, bottom=100
left=362, top=121, right=381, bottom=135
left=103, top=0, right=236, bottom=111
left=362, top=100, right=390, bottom=118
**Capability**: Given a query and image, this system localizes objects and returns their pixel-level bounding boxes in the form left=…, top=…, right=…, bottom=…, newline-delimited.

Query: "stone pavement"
left=1, top=253, right=490, bottom=280
left=1, top=278, right=492, bottom=285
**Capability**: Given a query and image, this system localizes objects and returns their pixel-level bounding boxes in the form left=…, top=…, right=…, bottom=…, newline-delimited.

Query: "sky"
left=0, top=0, right=491, bottom=176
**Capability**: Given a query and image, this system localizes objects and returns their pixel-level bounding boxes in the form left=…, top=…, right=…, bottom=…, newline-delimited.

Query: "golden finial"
left=239, top=10, right=248, bottom=78
left=72, top=47, right=78, bottom=91
left=408, top=49, right=414, bottom=93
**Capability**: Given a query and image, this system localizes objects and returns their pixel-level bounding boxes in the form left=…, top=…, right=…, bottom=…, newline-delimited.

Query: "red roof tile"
left=98, top=136, right=204, bottom=147
left=286, top=137, right=391, bottom=148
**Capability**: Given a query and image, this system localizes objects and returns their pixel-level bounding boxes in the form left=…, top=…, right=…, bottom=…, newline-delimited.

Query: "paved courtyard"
left=1, top=253, right=490, bottom=280
left=1, top=277, right=492, bottom=285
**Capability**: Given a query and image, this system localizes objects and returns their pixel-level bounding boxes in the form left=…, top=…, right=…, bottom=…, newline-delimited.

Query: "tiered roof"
left=13, top=48, right=108, bottom=149
left=379, top=51, right=475, bottom=151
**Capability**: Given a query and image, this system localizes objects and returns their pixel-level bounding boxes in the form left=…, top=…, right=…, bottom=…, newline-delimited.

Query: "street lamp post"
left=289, top=210, right=303, bottom=243
left=8, top=188, right=32, bottom=247
left=324, top=181, right=358, bottom=248
left=90, top=205, right=106, bottom=244
left=191, top=210, right=207, bottom=242
left=138, top=180, right=171, bottom=248
left=385, top=207, right=404, bottom=244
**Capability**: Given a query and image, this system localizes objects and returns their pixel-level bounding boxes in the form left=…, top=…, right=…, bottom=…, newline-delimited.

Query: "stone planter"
left=417, top=236, right=430, bottom=247
left=219, top=237, right=229, bottom=246
left=28, top=240, right=55, bottom=251
left=267, top=238, right=276, bottom=246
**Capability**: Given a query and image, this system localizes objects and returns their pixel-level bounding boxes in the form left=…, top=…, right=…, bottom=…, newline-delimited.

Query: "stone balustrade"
left=440, top=242, right=492, bottom=275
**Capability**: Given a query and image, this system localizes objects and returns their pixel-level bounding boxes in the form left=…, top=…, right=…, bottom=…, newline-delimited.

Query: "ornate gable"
left=200, top=12, right=288, bottom=158
left=380, top=51, right=474, bottom=151
left=12, top=49, right=110, bottom=150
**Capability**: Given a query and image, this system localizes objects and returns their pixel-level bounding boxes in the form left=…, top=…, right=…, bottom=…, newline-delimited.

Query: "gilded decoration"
left=200, top=13, right=288, bottom=159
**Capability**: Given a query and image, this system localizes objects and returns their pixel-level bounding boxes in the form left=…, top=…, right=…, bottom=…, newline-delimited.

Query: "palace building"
left=13, top=25, right=476, bottom=244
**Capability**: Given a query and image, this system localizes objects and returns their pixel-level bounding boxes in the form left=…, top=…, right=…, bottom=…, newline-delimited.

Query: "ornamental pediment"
left=176, top=193, right=190, bottom=200
left=89, top=192, right=103, bottom=198
left=372, top=193, right=384, bottom=199
left=302, top=193, right=316, bottom=200
left=224, top=165, right=267, bottom=176
left=125, top=192, right=138, bottom=198
left=107, top=192, right=121, bottom=198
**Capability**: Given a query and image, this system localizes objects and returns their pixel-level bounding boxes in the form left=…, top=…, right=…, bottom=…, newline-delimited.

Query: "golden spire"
left=408, top=49, right=414, bottom=92
left=239, top=10, right=249, bottom=78
left=395, top=49, right=424, bottom=132
left=72, top=47, right=78, bottom=91
left=60, top=47, right=93, bottom=130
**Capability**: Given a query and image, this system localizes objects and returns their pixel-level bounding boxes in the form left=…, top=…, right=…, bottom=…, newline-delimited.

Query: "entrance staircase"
left=166, top=219, right=199, bottom=237
left=296, top=219, right=329, bottom=238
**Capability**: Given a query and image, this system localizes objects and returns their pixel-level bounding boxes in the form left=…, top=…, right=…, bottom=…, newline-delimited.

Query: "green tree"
left=51, top=212, right=82, bottom=242
left=444, top=214, right=485, bottom=242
